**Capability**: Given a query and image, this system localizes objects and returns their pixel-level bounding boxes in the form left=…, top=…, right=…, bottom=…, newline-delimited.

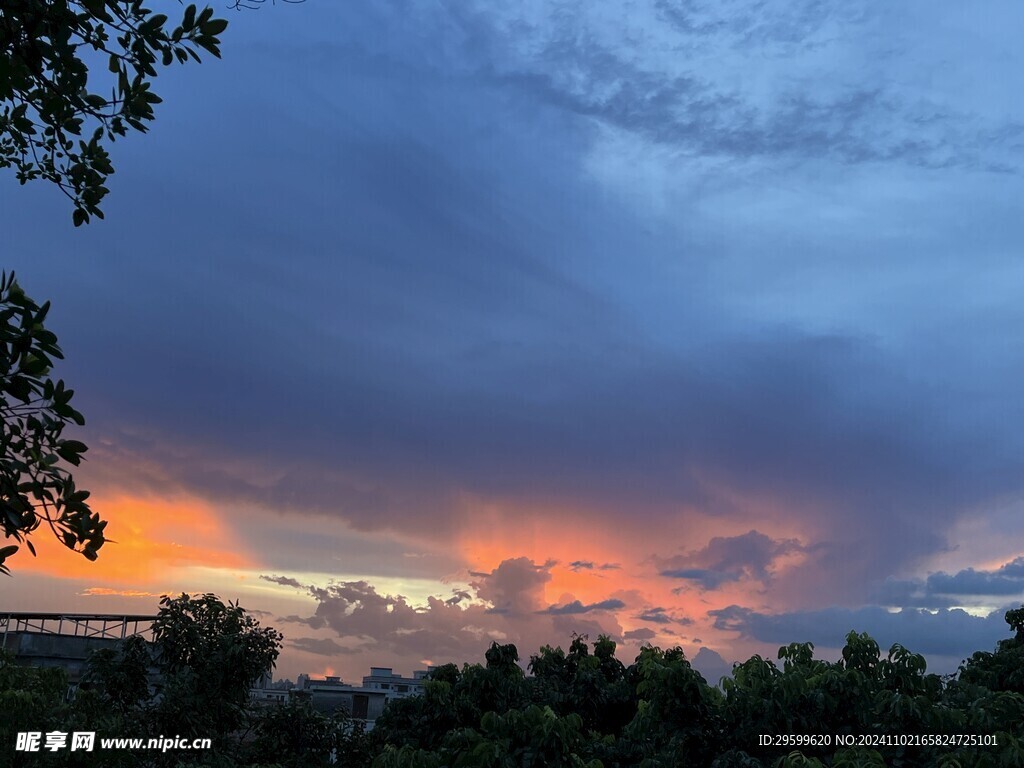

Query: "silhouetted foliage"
left=0, top=272, right=105, bottom=573
left=7, top=601, right=1024, bottom=765
left=151, top=592, right=283, bottom=736
left=0, top=1, right=232, bottom=223
left=370, top=613, right=1024, bottom=767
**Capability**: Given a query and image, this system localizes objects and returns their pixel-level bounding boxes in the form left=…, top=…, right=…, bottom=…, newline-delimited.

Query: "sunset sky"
left=4, top=1, right=1024, bottom=684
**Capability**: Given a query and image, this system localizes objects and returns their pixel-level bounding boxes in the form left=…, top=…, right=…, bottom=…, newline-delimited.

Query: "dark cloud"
left=568, top=561, right=621, bottom=572
left=260, top=575, right=305, bottom=589
left=659, top=531, right=803, bottom=588
left=871, top=579, right=956, bottom=610
left=445, top=589, right=473, bottom=606
left=14, top=4, right=1015, bottom=581
left=539, top=599, right=626, bottom=615
left=710, top=604, right=1013, bottom=659
left=624, top=628, right=657, bottom=641
left=926, top=559, right=1024, bottom=597
left=288, top=637, right=363, bottom=657
left=6, top=0, right=1024, bottom=679
left=661, top=568, right=739, bottom=589
left=633, top=607, right=692, bottom=625
left=867, top=558, right=1024, bottom=613
left=691, top=646, right=733, bottom=686
left=279, top=614, right=326, bottom=630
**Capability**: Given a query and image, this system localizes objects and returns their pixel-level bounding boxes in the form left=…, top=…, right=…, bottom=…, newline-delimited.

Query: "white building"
left=360, top=666, right=433, bottom=702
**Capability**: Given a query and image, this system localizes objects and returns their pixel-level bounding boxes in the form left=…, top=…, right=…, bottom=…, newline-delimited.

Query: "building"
left=0, top=612, right=157, bottom=689
left=291, top=675, right=389, bottom=725
left=360, top=666, right=433, bottom=702
left=286, top=666, right=433, bottom=727
left=3, top=611, right=277, bottom=704
left=250, top=672, right=291, bottom=704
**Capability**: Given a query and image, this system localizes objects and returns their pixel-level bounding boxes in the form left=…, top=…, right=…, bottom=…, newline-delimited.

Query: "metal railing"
left=1, top=612, right=157, bottom=647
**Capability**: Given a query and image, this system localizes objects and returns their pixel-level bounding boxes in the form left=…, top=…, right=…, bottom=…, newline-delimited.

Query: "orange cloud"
left=448, top=489, right=821, bottom=665
left=13, top=493, right=254, bottom=584
left=80, top=587, right=171, bottom=598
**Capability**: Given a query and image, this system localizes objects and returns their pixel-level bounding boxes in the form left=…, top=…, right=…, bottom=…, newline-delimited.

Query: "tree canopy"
left=4, top=597, right=1024, bottom=765
left=0, top=1, right=229, bottom=224
left=0, top=272, right=105, bottom=574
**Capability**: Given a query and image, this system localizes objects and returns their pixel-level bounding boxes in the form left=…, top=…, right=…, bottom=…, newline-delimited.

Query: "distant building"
left=250, top=671, right=289, bottom=705
left=360, top=666, right=433, bottom=702
left=291, top=675, right=388, bottom=725
left=286, top=666, right=433, bottom=728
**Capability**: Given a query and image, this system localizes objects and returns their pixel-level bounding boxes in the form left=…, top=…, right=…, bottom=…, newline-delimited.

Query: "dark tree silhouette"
left=0, top=272, right=104, bottom=573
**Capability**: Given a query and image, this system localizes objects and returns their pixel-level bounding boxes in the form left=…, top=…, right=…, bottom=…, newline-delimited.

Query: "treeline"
left=370, top=616, right=1024, bottom=768
left=3, top=596, right=1024, bottom=766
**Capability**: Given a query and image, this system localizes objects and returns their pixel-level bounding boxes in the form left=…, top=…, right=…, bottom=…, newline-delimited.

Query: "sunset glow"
left=5, top=0, right=1024, bottom=687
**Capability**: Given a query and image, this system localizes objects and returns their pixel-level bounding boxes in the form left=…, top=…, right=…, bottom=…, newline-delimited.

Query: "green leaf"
left=204, top=18, right=229, bottom=36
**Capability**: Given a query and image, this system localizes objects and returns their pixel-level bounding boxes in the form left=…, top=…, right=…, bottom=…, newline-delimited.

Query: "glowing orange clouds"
left=448, top=489, right=818, bottom=663
left=80, top=587, right=170, bottom=598
left=13, top=493, right=254, bottom=584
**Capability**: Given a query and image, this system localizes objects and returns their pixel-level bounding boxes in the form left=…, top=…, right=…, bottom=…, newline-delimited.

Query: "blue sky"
left=4, top=0, right=1024, bottom=681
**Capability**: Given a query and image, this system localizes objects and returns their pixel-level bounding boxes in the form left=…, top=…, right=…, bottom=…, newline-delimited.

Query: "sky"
left=3, top=0, right=1024, bottom=684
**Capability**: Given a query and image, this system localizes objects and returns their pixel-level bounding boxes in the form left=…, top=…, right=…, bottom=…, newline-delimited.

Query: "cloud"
left=568, top=561, right=621, bottom=572
left=445, top=589, right=473, bottom=606
left=871, top=557, right=1024, bottom=609
left=691, top=646, right=732, bottom=686
left=281, top=558, right=625, bottom=666
left=260, top=575, right=305, bottom=589
left=539, top=599, right=626, bottom=615
left=18, top=2, right=1021, bottom=608
left=871, top=579, right=956, bottom=610
left=80, top=588, right=169, bottom=598
left=472, top=557, right=553, bottom=615
left=9, top=0, right=1024, bottom=681
left=466, top=1, right=1024, bottom=173
left=288, top=637, right=364, bottom=657
left=926, top=559, right=1024, bottom=596
left=659, top=531, right=803, bottom=588
left=632, top=606, right=692, bottom=625
left=709, top=604, right=1014, bottom=659
left=624, top=628, right=657, bottom=642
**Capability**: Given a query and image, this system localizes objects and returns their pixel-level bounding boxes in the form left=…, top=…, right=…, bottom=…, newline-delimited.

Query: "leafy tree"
left=0, top=0, right=229, bottom=224
left=369, top=615, right=1024, bottom=767
left=0, top=272, right=105, bottom=574
left=68, top=594, right=284, bottom=766
left=0, top=649, right=70, bottom=767
left=65, top=637, right=151, bottom=767
left=244, top=695, right=372, bottom=768
left=529, top=634, right=634, bottom=736
left=81, top=633, right=152, bottom=715
left=619, top=645, right=723, bottom=767
left=13, top=602, right=1024, bottom=766
left=958, top=606, right=1024, bottom=694
left=151, top=592, right=283, bottom=737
